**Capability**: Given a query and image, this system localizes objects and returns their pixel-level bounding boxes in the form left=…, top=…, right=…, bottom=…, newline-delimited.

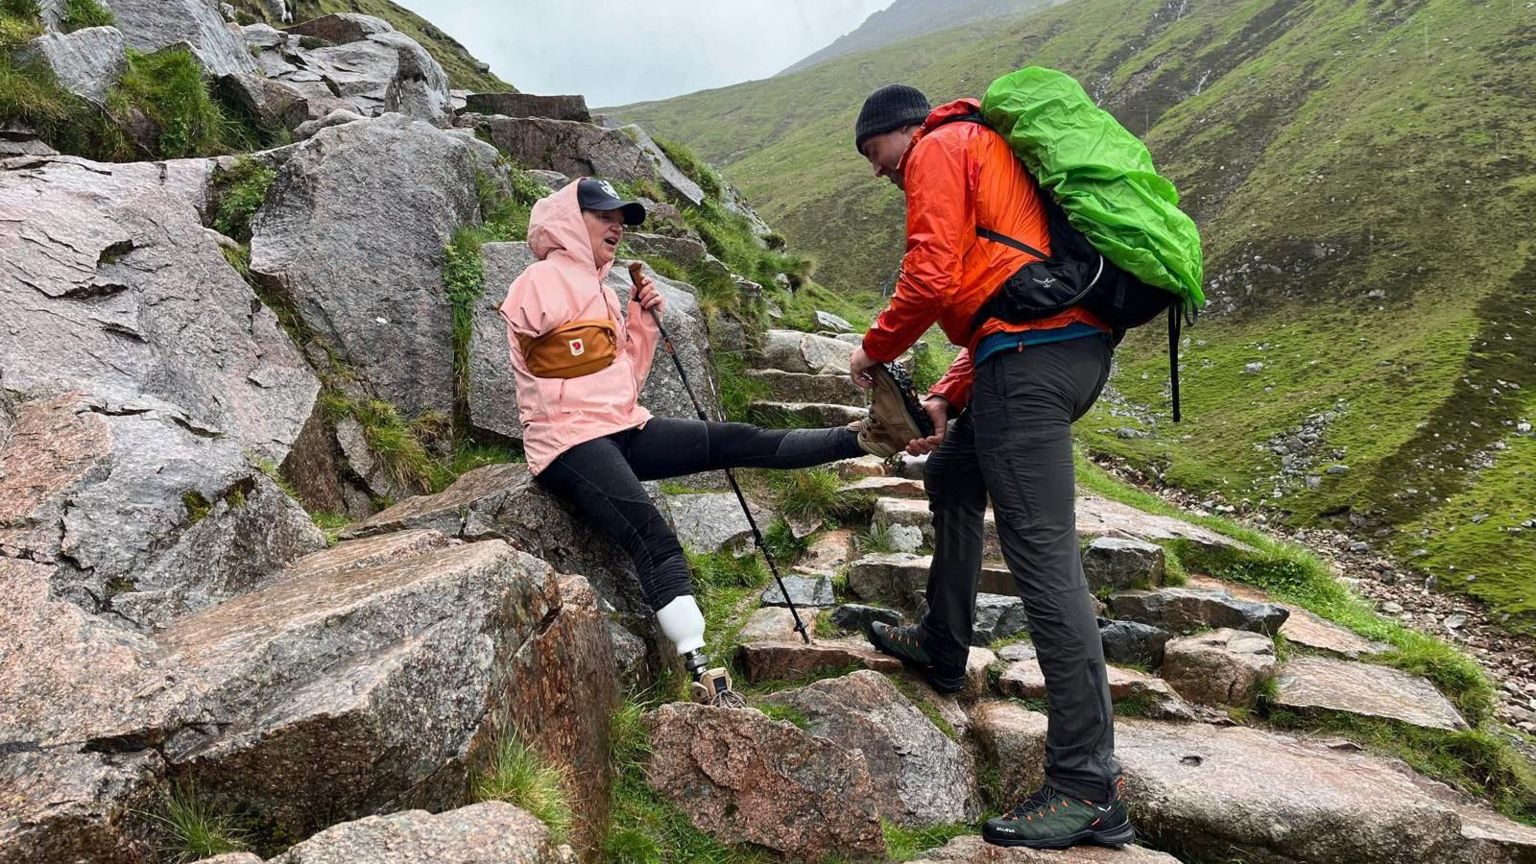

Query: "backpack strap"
left=1168, top=302, right=1183, bottom=423
left=976, top=227, right=1049, bottom=261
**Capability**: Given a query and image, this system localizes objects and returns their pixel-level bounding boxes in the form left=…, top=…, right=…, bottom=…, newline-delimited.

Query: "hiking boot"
left=852, top=363, right=935, bottom=457
left=867, top=620, right=964, bottom=694
left=983, top=784, right=1135, bottom=849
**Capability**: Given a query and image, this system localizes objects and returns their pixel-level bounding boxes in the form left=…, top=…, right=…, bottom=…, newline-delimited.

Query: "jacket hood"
left=901, top=98, right=982, bottom=171
left=527, top=182, right=611, bottom=279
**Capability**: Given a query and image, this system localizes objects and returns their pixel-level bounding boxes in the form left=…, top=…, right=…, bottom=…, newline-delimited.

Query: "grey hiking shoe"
left=852, top=363, right=934, bottom=457
left=983, top=781, right=1135, bottom=849
left=868, top=621, right=964, bottom=694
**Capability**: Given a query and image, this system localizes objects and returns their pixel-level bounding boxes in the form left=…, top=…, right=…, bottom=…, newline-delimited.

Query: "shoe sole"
left=867, top=625, right=964, bottom=695
left=869, top=364, right=932, bottom=442
left=982, top=822, right=1136, bottom=850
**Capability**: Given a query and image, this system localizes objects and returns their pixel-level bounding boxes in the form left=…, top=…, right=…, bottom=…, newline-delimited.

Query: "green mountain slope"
left=231, top=0, right=513, bottom=92
left=779, top=0, right=1066, bottom=75
left=614, top=0, right=1536, bottom=630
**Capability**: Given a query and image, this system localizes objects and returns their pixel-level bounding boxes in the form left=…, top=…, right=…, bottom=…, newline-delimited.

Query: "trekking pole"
left=628, top=262, right=811, bottom=645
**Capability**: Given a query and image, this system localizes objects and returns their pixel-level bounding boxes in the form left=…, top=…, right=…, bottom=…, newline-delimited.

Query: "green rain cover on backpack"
left=979, top=66, right=1206, bottom=310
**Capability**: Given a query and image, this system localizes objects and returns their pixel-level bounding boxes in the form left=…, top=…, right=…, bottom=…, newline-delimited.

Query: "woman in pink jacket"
left=501, top=179, right=909, bottom=693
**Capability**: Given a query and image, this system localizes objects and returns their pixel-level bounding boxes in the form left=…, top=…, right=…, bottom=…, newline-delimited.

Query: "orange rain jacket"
left=860, top=98, right=1107, bottom=410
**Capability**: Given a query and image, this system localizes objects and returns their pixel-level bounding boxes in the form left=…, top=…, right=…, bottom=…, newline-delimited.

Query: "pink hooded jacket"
left=500, top=182, right=659, bottom=475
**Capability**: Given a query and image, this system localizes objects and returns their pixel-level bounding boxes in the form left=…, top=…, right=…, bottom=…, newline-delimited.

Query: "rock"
left=1098, top=619, right=1172, bottom=668
left=290, top=107, right=366, bottom=141
left=664, top=491, right=763, bottom=556
left=645, top=703, right=885, bottom=861
left=1080, top=537, right=1165, bottom=593
left=963, top=647, right=999, bottom=699
left=997, top=642, right=1035, bottom=662
left=526, top=169, right=568, bottom=190
left=462, top=92, right=591, bottom=122
left=759, top=329, right=855, bottom=374
left=622, top=231, right=714, bottom=270
left=1182, top=579, right=1383, bottom=659
left=894, top=452, right=928, bottom=480
left=1116, top=719, right=1502, bottom=863
left=0, top=746, right=162, bottom=864
left=1106, top=587, right=1289, bottom=635
left=1243, top=362, right=1265, bottom=374
left=1350, top=541, right=1371, bottom=553
left=19, top=26, right=127, bottom=104
left=156, top=540, right=565, bottom=840
left=249, top=114, right=502, bottom=419
left=246, top=17, right=451, bottom=124
left=847, top=554, right=1014, bottom=606
left=1076, top=495, right=1252, bottom=554
left=107, top=472, right=327, bottom=628
left=815, top=310, right=854, bottom=332
left=830, top=455, right=890, bottom=479
left=461, top=115, right=701, bottom=205
left=343, top=463, right=655, bottom=620
left=267, top=802, right=564, bottom=863
left=108, top=0, right=259, bottom=77
left=0, top=155, right=317, bottom=465
left=283, top=12, right=393, bottom=43
left=215, top=72, right=312, bottom=133
left=874, top=497, right=1001, bottom=560
left=761, top=573, right=836, bottom=607
left=841, top=475, right=926, bottom=498
left=999, top=658, right=1195, bottom=721
left=910, top=835, right=1181, bottom=863
left=971, top=700, right=1048, bottom=808
left=829, top=603, right=902, bottom=634
left=735, top=639, right=901, bottom=684
left=765, top=670, right=979, bottom=825
left=1273, top=656, right=1468, bottom=731
left=800, top=528, right=855, bottom=571
left=0, top=391, right=315, bottom=621
left=889, top=524, right=925, bottom=554
left=192, top=855, right=264, bottom=863
left=749, top=400, right=865, bottom=427
left=744, top=369, right=866, bottom=406
left=1161, top=628, right=1277, bottom=708
left=334, top=416, right=413, bottom=502
left=973, top=593, right=1030, bottom=646
left=738, top=606, right=815, bottom=642
left=0, top=138, right=58, bottom=157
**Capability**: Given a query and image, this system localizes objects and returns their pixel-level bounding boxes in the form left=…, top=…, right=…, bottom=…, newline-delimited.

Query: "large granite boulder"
left=462, top=92, right=590, bottom=122
left=1080, top=536, right=1165, bottom=593
left=0, top=155, right=317, bottom=464
left=764, top=670, right=979, bottom=826
left=758, top=329, right=856, bottom=374
left=0, top=391, right=319, bottom=621
left=910, top=835, right=1181, bottom=863
left=645, top=703, right=885, bottom=861
left=242, top=15, right=451, bottom=125
left=971, top=700, right=1048, bottom=809
left=467, top=248, right=719, bottom=442
left=266, top=802, right=565, bottom=863
left=19, top=26, right=127, bottom=104
left=106, top=0, right=259, bottom=77
left=735, top=639, right=901, bottom=684
left=250, top=114, right=504, bottom=419
left=342, top=462, right=655, bottom=623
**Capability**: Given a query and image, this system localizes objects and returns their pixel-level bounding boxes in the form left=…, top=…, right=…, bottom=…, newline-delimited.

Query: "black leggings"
left=535, top=418, right=863, bottom=610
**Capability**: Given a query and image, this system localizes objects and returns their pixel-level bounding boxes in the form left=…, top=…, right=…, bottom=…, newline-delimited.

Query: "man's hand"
left=906, top=395, right=950, bottom=455
left=633, top=275, right=665, bottom=314
left=849, top=345, right=878, bottom=389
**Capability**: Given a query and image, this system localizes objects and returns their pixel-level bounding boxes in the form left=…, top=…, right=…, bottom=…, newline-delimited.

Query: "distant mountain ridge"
left=779, top=0, right=1068, bottom=75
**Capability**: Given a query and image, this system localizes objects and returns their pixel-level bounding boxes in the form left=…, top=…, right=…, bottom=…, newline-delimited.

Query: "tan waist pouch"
left=519, top=319, right=619, bottom=379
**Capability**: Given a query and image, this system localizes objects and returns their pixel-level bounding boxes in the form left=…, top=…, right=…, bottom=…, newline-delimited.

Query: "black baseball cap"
left=576, top=178, right=646, bottom=226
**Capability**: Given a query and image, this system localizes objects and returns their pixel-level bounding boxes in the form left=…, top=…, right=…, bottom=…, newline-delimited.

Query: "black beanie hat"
left=855, top=84, right=931, bottom=153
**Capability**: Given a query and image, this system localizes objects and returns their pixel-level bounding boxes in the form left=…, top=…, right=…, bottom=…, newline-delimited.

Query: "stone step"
left=997, top=654, right=1196, bottom=722
left=840, top=475, right=926, bottom=499
left=874, top=497, right=1001, bottom=560
left=1273, top=655, right=1468, bottom=731
left=1188, top=575, right=1388, bottom=659
left=749, top=400, right=867, bottom=427
left=971, top=709, right=1536, bottom=864
left=745, top=368, right=866, bottom=407
left=847, top=553, right=1015, bottom=605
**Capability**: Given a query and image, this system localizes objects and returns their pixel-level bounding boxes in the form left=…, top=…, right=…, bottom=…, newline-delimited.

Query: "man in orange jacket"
left=849, top=84, right=1132, bottom=850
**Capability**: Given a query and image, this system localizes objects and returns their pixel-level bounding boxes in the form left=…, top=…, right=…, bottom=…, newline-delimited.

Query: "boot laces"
left=1007, top=785, right=1066, bottom=821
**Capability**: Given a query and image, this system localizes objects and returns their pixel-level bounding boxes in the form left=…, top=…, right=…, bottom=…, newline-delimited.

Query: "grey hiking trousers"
left=920, top=335, right=1121, bottom=802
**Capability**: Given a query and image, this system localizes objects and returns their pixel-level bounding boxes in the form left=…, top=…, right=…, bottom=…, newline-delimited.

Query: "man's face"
left=860, top=127, right=916, bottom=190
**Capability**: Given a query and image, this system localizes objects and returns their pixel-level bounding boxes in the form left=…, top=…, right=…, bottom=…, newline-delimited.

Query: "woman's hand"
left=633, top=275, right=665, bottom=315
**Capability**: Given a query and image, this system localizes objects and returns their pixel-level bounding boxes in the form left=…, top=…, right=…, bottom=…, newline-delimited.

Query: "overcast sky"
left=397, top=1, right=896, bottom=107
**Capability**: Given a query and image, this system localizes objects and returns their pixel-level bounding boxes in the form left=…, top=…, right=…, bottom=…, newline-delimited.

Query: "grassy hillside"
left=779, top=0, right=1066, bottom=75
left=614, top=0, right=1536, bottom=631
left=231, top=0, right=513, bottom=92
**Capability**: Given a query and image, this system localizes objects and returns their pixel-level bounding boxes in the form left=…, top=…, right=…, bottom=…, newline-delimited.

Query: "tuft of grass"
left=109, top=47, right=253, bottom=159
left=310, top=511, right=350, bottom=547
left=883, top=822, right=974, bottom=862
left=716, top=351, right=768, bottom=424
left=212, top=157, right=276, bottom=243
left=474, top=732, right=574, bottom=845
left=769, top=468, right=852, bottom=523
left=761, top=518, right=806, bottom=568
left=655, top=136, right=723, bottom=200
left=57, top=0, right=112, bottom=31
left=150, top=784, right=251, bottom=863
left=754, top=701, right=812, bottom=730
left=858, top=521, right=899, bottom=554
left=182, top=491, right=212, bottom=525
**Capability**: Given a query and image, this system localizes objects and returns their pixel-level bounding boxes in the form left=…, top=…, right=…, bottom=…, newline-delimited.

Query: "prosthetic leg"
left=657, top=595, right=746, bottom=708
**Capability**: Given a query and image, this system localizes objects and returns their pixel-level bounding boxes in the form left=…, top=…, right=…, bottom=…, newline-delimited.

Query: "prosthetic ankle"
left=656, top=595, right=744, bottom=707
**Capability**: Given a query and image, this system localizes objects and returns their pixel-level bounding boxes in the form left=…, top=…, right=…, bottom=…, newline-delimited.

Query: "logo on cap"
left=595, top=180, right=620, bottom=199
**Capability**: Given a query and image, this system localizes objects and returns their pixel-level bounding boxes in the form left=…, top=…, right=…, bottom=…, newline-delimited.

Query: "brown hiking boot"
left=852, top=363, right=935, bottom=457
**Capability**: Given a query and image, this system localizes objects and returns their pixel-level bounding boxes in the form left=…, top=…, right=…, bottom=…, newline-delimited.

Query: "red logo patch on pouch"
left=569, top=338, right=585, bottom=356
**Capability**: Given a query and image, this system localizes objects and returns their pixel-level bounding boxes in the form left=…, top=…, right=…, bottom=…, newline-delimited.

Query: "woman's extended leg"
left=622, top=417, right=864, bottom=480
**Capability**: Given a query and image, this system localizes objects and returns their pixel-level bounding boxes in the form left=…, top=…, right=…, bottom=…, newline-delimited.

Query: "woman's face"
left=583, top=208, right=625, bottom=268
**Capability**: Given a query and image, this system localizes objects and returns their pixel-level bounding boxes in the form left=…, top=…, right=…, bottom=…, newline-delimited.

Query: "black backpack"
left=937, top=112, right=1195, bottom=420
